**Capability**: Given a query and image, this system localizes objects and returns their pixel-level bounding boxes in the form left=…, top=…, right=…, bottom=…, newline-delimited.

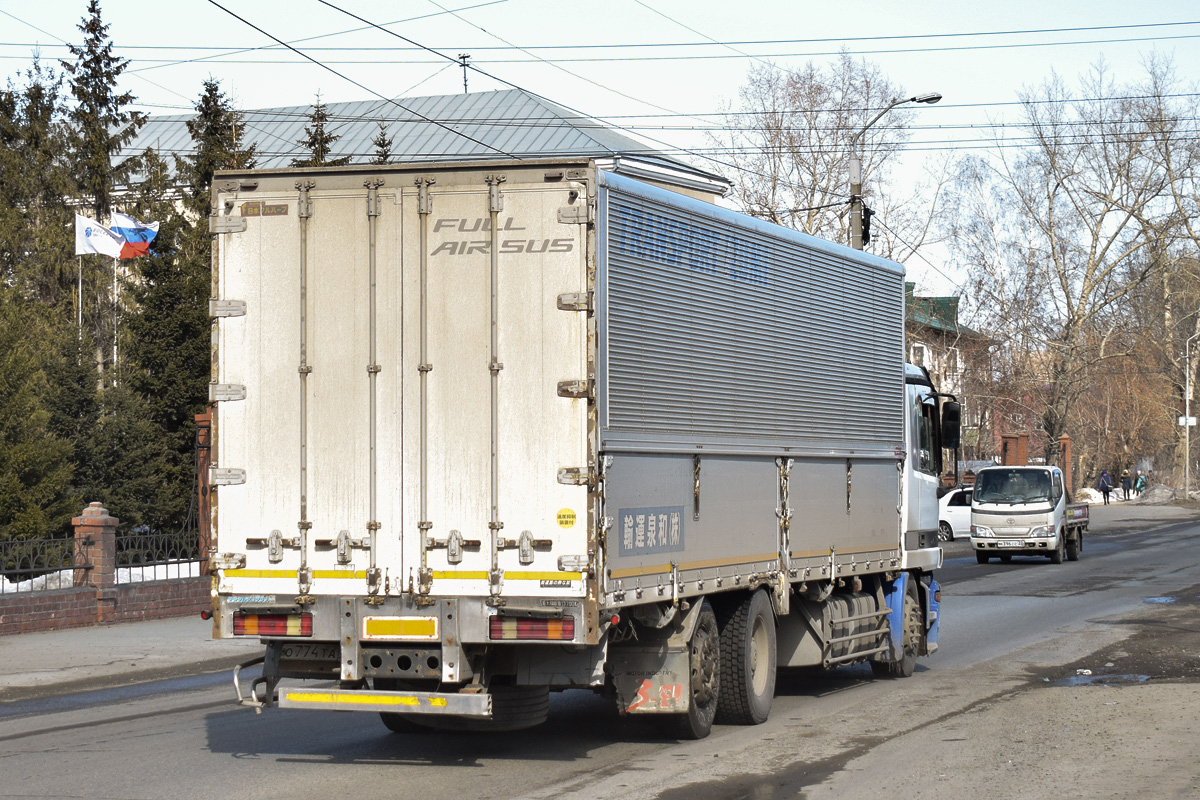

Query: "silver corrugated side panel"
left=596, top=171, right=905, bottom=457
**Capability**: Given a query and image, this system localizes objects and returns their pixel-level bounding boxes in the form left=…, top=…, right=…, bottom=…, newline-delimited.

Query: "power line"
left=6, top=18, right=1199, bottom=53
left=201, top=0, right=518, bottom=160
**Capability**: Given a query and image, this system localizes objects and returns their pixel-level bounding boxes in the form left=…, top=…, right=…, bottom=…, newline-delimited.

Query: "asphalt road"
left=3, top=508, right=1199, bottom=800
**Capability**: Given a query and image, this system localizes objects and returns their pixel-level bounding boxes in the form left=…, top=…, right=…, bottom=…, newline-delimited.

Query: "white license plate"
left=279, top=643, right=338, bottom=661
left=996, top=539, right=1026, bottom=548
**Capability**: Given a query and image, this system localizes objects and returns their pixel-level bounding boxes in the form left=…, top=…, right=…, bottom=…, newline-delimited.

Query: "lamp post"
left=848, top=92, right=942, bottom=250
left=1186, top=331, right=1200, bottom=496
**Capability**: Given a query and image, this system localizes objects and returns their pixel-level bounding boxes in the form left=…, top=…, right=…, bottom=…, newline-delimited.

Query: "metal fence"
left=115, top=528, right=205, bottom=584
left=0, top=538, right=88, bottom=595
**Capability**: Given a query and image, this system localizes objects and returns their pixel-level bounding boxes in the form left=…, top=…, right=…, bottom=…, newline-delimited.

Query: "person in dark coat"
left=1120, top=469, right=1132, bottom=501
left=1097, top=471, right=1113, bottom=505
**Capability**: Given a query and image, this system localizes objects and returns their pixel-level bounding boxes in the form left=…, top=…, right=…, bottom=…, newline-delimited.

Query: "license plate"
left=278, top=643, right=338, bottom=661
left=996, top=539, right=1025, bottom=548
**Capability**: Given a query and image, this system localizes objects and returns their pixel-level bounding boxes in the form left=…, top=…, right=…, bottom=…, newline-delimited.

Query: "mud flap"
left=882, top=573, right=907, bottom=661
left=609, top=602, right=702, bottom=714
left=922, top=577, right=940, bottom=655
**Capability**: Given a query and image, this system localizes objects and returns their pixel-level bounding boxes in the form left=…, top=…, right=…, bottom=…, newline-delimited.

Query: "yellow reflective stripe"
left=222, top=570, right=367, bottom=579
left=430, top=571, right=581, bottom=581
left=284, top=691, right=448, bottom=708
left=285, top=691, right=434, bottom=707
left=506, top=571, right=581, bottom=581
left=431, top=570, right=489, bottom=580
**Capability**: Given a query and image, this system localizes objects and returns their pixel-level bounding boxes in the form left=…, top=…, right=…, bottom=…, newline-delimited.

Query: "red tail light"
left=489, top=615, right=575, bottom=641
left=233, top=613, right=313, bottom=637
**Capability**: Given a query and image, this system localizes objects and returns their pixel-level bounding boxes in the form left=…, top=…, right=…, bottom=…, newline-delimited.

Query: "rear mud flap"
left=610, top=647, right=691, bottom=715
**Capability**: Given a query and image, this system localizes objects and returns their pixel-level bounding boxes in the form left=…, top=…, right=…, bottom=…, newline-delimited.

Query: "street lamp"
left=848, top=92, right=942, bottom=250
left=1186, top=331, right=1200, bottom=497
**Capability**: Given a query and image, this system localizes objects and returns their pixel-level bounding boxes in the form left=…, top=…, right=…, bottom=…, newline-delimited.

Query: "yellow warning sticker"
left=556, top=508, right=577, bottom=529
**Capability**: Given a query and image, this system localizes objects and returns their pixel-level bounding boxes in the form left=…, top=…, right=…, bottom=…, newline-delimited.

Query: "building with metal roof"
left=124, top=87, right=729, bottom=199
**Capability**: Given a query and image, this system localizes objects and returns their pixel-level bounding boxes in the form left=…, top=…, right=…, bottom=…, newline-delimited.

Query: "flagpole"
left=112, top=255, right=118, bottom=387
left=77, top=256, right=82, bottom=341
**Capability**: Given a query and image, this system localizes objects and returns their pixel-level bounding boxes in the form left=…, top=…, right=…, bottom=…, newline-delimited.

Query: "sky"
left=2, top=0, right=1198, bottom=294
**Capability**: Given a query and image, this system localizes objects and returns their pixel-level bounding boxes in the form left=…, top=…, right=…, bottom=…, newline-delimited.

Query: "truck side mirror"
left=941, top=401, right=962, bottom=451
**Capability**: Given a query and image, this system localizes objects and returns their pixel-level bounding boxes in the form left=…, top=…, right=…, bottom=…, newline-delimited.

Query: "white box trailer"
left=208, top=158, right=958, bottom=739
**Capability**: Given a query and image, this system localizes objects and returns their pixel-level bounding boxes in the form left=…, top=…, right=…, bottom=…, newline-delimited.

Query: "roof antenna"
left=459, top=54, right=470, bottom=94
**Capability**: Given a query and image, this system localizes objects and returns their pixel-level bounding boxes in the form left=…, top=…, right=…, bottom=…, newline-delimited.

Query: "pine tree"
left=0, top=294, right=80, bottom=542
left=176, top=78, right=256, bottom=218
left=370, top=121, right=394, bottom=165
left=61, top=0, right=144, bottom=222
left=291, top=93, right=351, bottom=167
left=0, top=58, right=76, bottom=310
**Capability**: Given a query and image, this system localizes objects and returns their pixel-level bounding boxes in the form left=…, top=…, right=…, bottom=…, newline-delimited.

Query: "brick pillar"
left=196, top=411, right=212, bottom=576
left=1058, top=435, right=1073, bottom=493
left=73, top=502, right=119, bottom=623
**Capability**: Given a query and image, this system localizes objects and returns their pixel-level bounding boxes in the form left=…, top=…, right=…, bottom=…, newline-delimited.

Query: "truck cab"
left=969, top=466, right=1087, bottom=564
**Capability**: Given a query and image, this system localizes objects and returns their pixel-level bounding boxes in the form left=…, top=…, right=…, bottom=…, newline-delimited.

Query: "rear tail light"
left=233, top=613, right=313, bottom=637
left=489, top=615, right=575, bottom=641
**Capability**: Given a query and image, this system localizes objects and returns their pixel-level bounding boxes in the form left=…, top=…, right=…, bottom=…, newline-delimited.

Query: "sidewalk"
left=0, top=613, right=263, bottom=703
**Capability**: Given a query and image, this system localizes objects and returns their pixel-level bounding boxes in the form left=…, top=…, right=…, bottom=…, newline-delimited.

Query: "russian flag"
left=110, top=212, right=160, bottom=259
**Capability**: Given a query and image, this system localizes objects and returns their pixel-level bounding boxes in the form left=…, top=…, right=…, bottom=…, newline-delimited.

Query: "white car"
left=938, top=486, right=973, bottom=541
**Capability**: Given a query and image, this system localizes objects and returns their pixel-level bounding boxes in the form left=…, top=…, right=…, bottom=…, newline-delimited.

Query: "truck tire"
left=715, top=589, right=776, bottom=725
left=871, top=578, right=919, bottom=679
left=413, top=685, right=551, bottom=733
left=975, top=550, right=990, bottom=564
left=375, top=678, right=421, bottom=734
left=1050, top=535, right=1066, bottom=564
left=1066, top=531, right=1080, bottom=561
left=662, top=601, right=720, bottom=740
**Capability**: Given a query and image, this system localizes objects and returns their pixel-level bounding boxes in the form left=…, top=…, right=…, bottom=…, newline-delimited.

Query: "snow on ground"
left=1, top=561, right=202, bottom=594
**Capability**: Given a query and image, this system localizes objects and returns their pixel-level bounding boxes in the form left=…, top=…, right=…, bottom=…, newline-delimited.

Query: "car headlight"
left=1029, top=525, right=1055, bottom=538
left=972, top=525, right=994, bottom=538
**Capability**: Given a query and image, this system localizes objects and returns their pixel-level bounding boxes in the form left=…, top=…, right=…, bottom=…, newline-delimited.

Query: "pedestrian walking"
left=1097, top=471, right=1113, bottom=505
left=1135, top=471, right=1147, bottom=496
left=1120, top=469, right=1132, bottom=501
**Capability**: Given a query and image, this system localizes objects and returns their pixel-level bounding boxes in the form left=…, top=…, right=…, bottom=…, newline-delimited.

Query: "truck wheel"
left=379, top=712, right=420, bottom=734
left=872, top=578, right=919, bottom=679
left=715, top=590, right=776, bottom=725
left=662, top=601, right=720, bottom=740
left=975, top=551, right=990, bottom=564
left=414, top=685, right=551, bottom=732
left=1050, top=536, right=1065, bottom=564
left=1066, top=532, right=1080, bottom=561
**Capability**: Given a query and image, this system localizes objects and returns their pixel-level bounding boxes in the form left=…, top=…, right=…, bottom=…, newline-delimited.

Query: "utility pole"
left=459, top=54, right=470, bottom=94
left=848, top=93, right=942, bottom=250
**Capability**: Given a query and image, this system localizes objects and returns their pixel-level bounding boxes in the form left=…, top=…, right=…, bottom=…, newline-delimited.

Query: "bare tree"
left=946, top=57, right=1200, bottom=478
left=710, top=53, right=950, bottom=261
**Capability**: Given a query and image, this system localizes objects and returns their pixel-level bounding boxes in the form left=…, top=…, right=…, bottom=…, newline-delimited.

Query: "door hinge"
left=557, top=379, right=594, bottom=399
left=557, top=205, right=592, bottom=225
left=209, top=215, right=248, bottom=234
left=209, top=383, right=247, bottom=402
left=556, top=292, right=593, bottom=312
left=557, top=467, right=595, bottom=487
left=210, top=467, right=246, bottom=486
left=209, top=299, right=247, bottom=318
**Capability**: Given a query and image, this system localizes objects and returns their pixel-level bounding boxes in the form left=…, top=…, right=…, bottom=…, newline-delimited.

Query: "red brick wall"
left=0, top=588, right=98, bottom=635
left=0, top=577, right=211, bottom=636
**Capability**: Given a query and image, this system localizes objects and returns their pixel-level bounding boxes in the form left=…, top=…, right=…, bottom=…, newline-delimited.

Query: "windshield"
left=973, top=469, right=1053, bottom=505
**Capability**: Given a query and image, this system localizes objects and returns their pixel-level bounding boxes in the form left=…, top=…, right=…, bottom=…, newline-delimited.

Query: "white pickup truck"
left=969, top=466, right=1088, bottom=564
